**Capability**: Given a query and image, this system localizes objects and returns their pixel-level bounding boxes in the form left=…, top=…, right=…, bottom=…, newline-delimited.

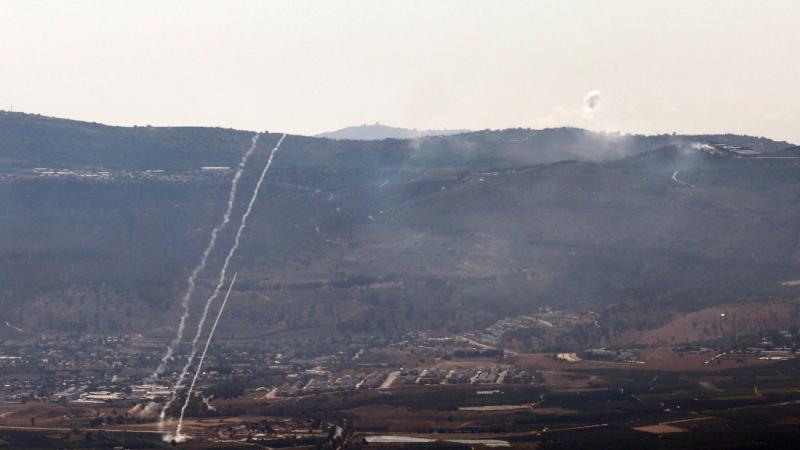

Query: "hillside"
left=0, top=111, right=798, bottom=341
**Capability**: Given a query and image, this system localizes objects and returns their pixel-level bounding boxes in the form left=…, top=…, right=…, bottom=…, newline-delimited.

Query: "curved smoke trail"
left=151, top=133, right=261, bottom=380
left=175, top=271, right=236, bottom=438
left=159, top=133, right=287, bottom=433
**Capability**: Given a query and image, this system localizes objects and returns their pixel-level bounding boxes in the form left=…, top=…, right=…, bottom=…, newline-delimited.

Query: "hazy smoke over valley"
left=1, top=2, right=800, bottom=448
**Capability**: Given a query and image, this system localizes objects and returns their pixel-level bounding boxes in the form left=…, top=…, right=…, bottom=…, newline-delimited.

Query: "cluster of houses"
left=260, top=364, right=540, bottom=399
left=30, top=167, right=113, bottom=179
left=15, top=166, right=232, bottom=182
left=698, top=143, right=761, bottom=157
left=468, top=309, right=600, bottom=349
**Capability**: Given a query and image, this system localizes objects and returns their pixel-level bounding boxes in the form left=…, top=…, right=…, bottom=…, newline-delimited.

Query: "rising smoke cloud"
left=532, top=90, right=604, bottom=129
left=151, top=133, right=261, bottom=381
left=583, top=90, right=601, bottom=120
left=133, top=401, right=161, bottom=419
left=160, top=133, right=288, bottom=437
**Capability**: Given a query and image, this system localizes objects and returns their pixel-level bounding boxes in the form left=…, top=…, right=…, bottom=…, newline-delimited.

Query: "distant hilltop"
left=316, top=123, right=470, bottom=140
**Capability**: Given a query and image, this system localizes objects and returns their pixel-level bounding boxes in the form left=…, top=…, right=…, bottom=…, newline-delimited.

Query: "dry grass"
left=635, top=301, right=798, bottom=346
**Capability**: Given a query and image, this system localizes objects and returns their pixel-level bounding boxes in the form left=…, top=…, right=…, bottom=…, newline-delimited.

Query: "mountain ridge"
left=2, top=112, right=799, bottom=339
left=315, top=123, right=470, bottom=140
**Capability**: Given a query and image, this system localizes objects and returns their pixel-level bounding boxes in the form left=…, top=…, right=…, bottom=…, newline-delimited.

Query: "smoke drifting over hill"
left=0, top=113, right=796, bottom=346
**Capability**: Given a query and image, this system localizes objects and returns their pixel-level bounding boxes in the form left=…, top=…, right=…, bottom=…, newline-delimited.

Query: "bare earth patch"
left=633, top=424, right=687, bottom=434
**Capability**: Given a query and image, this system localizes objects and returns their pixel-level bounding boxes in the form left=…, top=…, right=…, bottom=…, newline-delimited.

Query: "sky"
left=1, top=0, right=799, bottom=143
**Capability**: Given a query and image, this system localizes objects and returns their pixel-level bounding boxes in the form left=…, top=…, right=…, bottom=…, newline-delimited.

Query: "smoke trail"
left=151, top=133, right=261, bottom=380
left=175, top=272, right=237, bottom=438
left=159, top=133, right=287, bottom=433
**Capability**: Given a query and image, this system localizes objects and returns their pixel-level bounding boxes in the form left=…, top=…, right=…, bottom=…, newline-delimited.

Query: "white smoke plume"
left=162, top=433, right=189, bottom=444
left=583, top=90, right=601, bottom=120
left=175, top=272, right=237, bottom=438
left=134, top=401, right=161, bottom=419
left=159, top=133, right=287, bottom=434
left=150, top=133, right=261, bottom=381
left=532, top=90, right=604, bottom=129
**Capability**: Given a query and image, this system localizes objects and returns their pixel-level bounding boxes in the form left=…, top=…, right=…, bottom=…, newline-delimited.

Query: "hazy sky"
left=2, top=0, right=799, bottom=142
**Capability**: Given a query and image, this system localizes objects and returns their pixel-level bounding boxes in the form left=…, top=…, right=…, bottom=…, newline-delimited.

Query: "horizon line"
left=0, top=109, right=795, bottom=145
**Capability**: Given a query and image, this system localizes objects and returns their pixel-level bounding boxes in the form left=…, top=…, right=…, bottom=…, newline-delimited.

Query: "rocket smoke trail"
left=175, top=271, right=236, bottom=438
left=151, top=133, right=261, bottom=380
left=159, top=133, right=287, bottom=433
